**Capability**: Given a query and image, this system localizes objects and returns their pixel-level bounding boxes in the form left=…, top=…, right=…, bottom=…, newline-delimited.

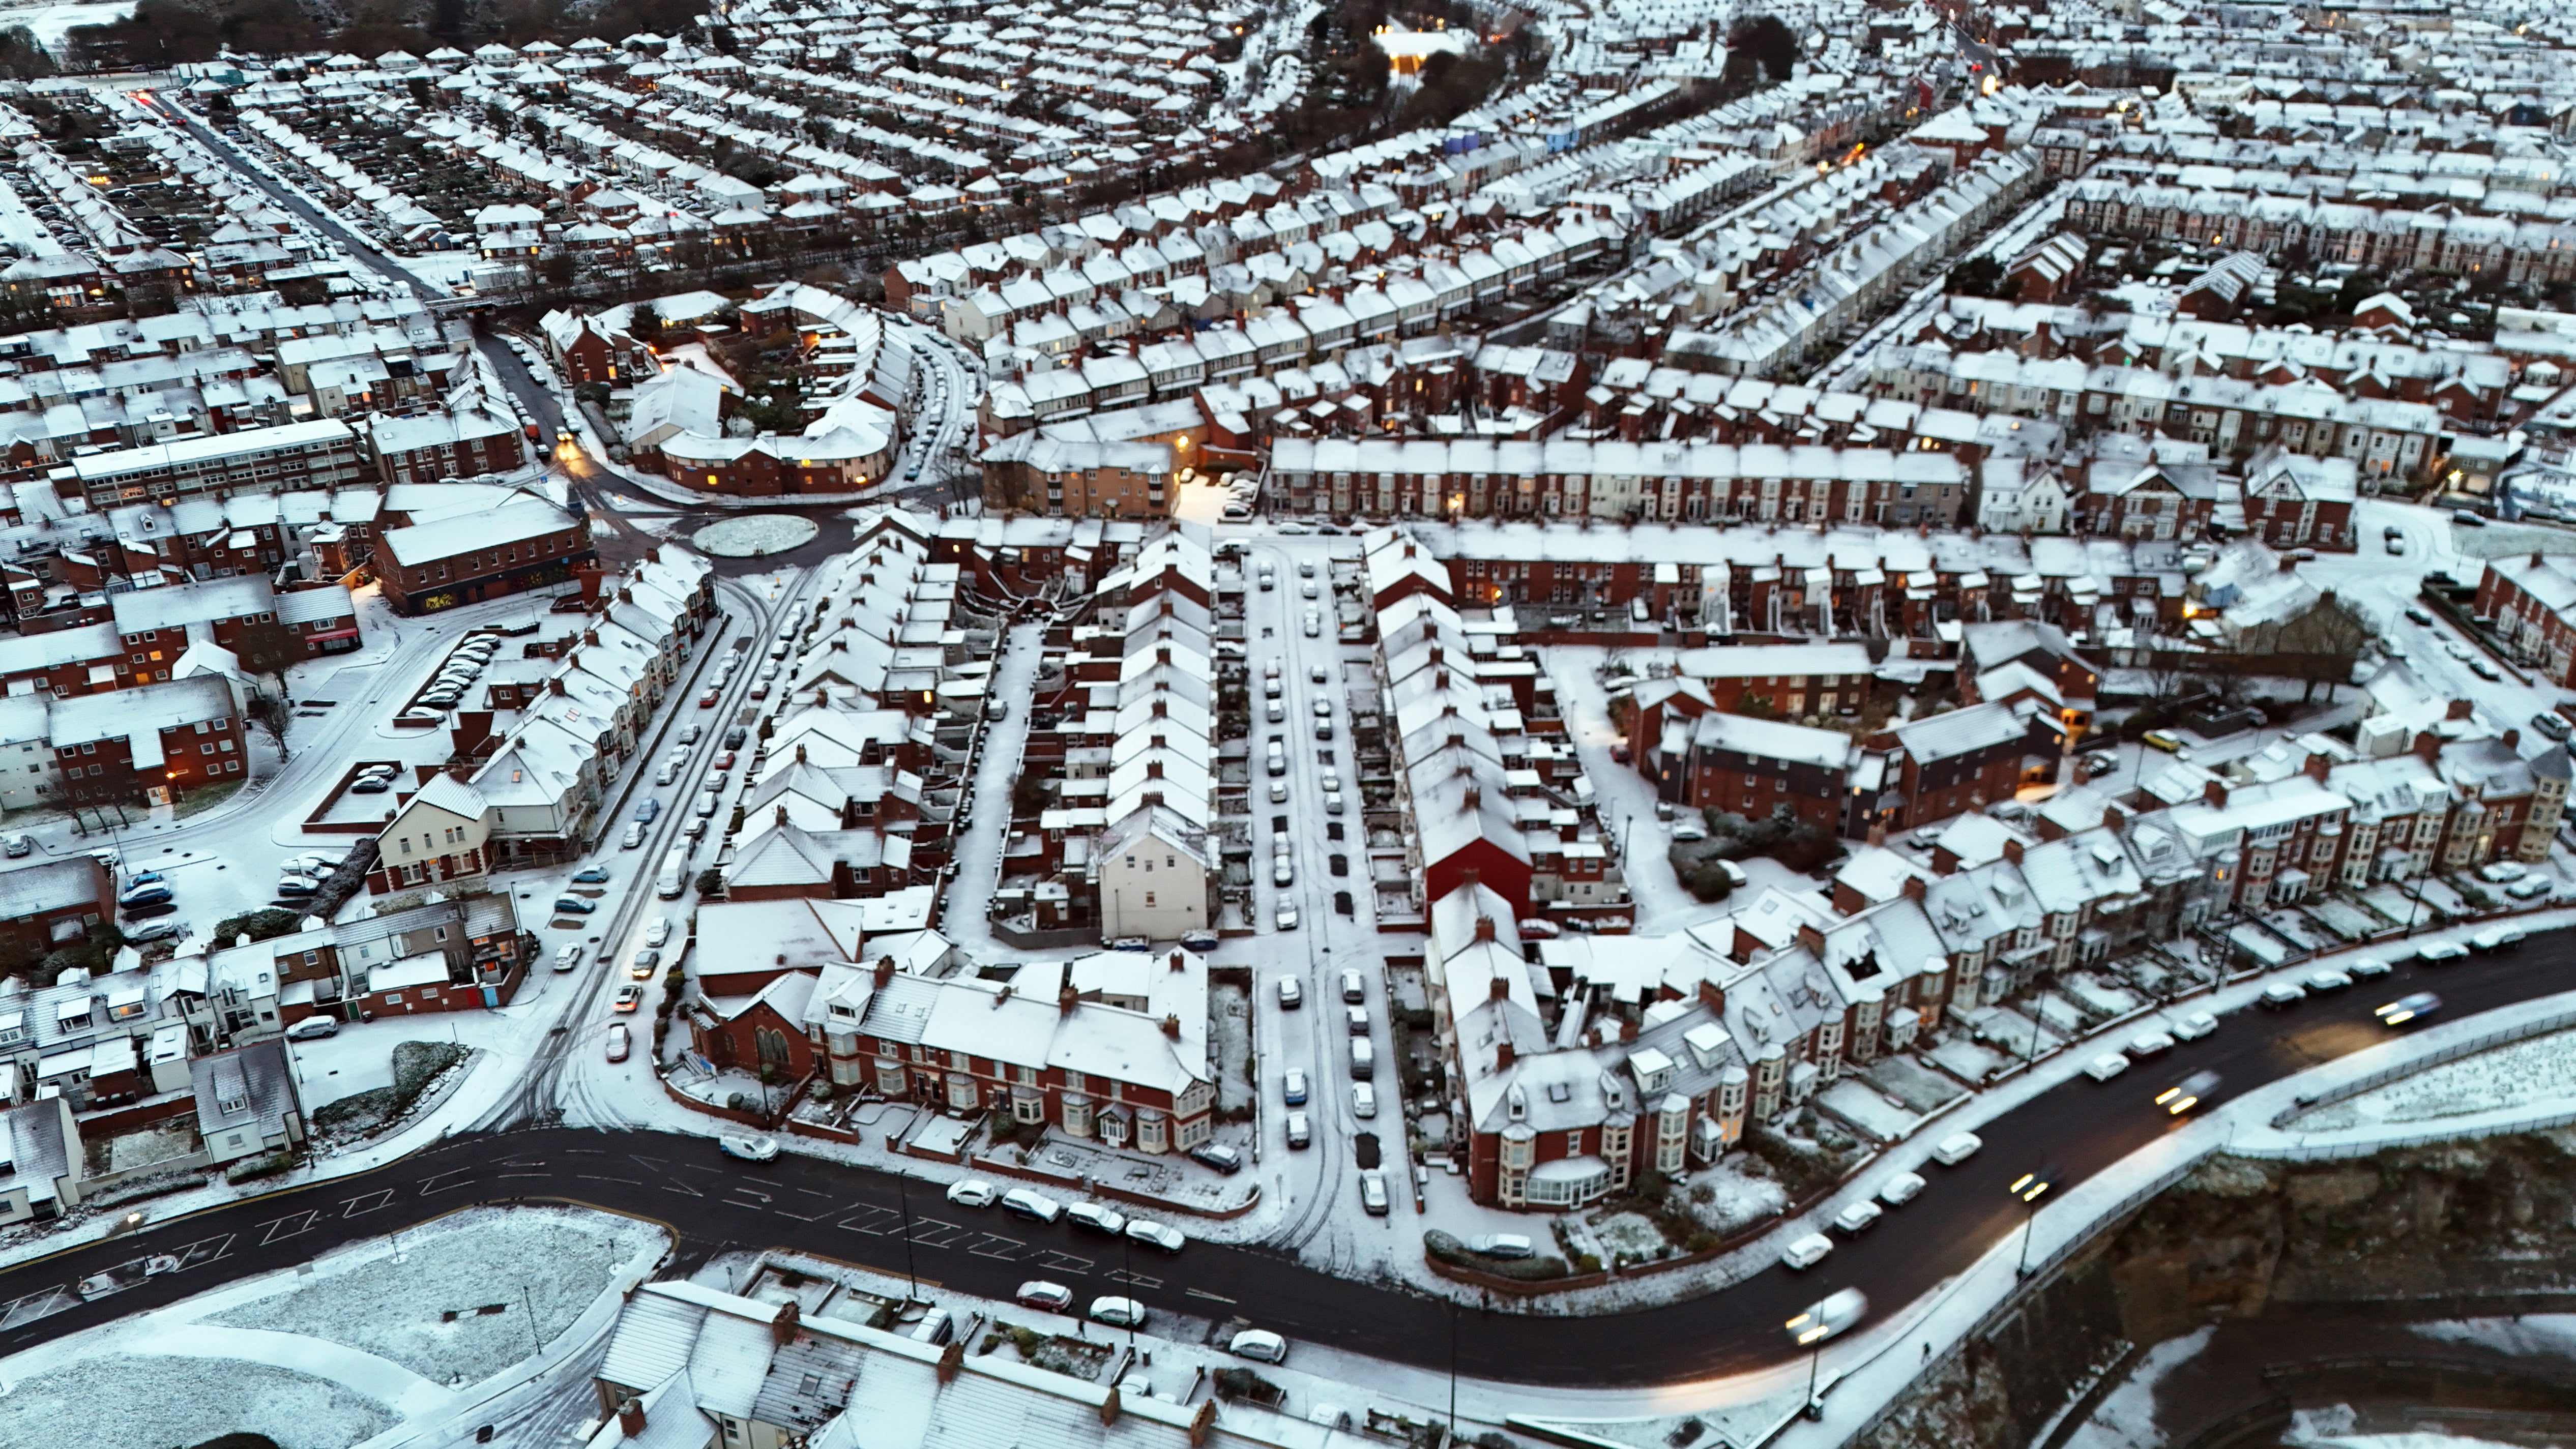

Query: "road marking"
left=1034, top=1250, right=1093, bottom=1274
left=417, top=1169, right=476, bottom=1196
left=1103, top=1269, right=1164, bottom=1290
left=722, top=1188, right=773, bottom=1211
left=660, top=1175, right=707, bottom=1197
left=0, top=1287, right=73, bottom=1330
left=964, top=1233, right=1026, bottom=1260
left=257, top=1210, right=319, bottom=1245
left=339, top=1190, right=394, bottom=1218
left=171, top=1234, right=233, bottom=1270
left=835, top=1205, right=898, bottom=1235
left=577, top=1174, right=642, bottom=1186
left=907, top=1217, right=970, bottom=1248
left=1184, top=1288, right=1237, bottom=1305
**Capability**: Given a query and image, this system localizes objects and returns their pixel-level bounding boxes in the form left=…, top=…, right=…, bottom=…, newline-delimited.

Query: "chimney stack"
left=1489, top=974, right=1509, bottom=1002
left=1474, top=915, right=1497, bottom=942
left=874, top=955, right=896, bottom=988
left=2204, top=779, right=2231, bottom=808
left=1496, top=1041, right=1515, bottom=1071
left=1060, top=984, right=1079, bottom=1015
left=617, top=1398, right=647, bottom=1437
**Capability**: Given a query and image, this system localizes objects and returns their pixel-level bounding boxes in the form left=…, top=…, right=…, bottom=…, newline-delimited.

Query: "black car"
left=121, top=900, right=178, bottom=921
left=724, top=726, right=748, bottom=750
left=1188, top=1143, right=1244, bottom=1175
left=1335, top=890, right=1354, bottom=916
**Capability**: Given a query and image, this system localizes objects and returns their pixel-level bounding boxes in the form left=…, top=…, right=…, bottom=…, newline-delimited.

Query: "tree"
left=0, top=26, right=55, bottom=78
left=246, top=689, right=291, bottom=762
left=213, top=908, right=303, bottom=944
left=1726, top=13, right=1801, bottom=84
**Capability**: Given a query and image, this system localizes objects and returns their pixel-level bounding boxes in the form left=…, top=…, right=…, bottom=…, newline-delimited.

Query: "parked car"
left=1282, top=1069, right=1308, bottom=1105
left=2172, top=1011, right=2218, bottom=1041
left=1277, top=902, right=1299, bottom=931
left=2417, top=940, right=2470, bottom=964
left=1877, top=1171, right=1927, bottom=1208
left=605, top=1023, right=630, bottom=1061
left=1358, top=1170, right=1389, bottom=1216
left=1188, top=1143, right=1244, bottom=1175
left=1089, top=1297, right=1147, bottom=1328
left=1228, top=1329, right=1288, bottom=1365
left=2510, top=876, right=2555, bottom=901
left=285, top=1017, right=338, bottom=1042
left=2305, top=967, right=2353, bottom=993
left=1000, top=1187, right=1063, bottom=1223
left=946, top=1178, right=1001, bottom=1208
left=118, top=884, right=173, bottom=909
left=1352, top=1082, right=1377, bottom=1118
left=2259, top=982, right=2308, bottom=1008
left=2085, top=1052, right=2130, bottom=1082
left=1781, top=1232, right=1835, bottom=1270
left=1277, top=977, right=1303, bottom=1010
left=2472, top=926, right=2527, bottom=953
left=635, top=797, right=662, bottom=823
left=1284, top=1111, right=1311, bottom=1149
left=699, top=688, right=720, bottom=707
left=553, top=945, right=583, bottom=972
left=1066, top=1202, right=1127, bottom=1235
left=621, top=822, right=647, bottom=850
left=1125, top=1219, right=1186, bottom=1253
left=1015, top=1281, right=1073, bottom=1311
left=1832, top=1200, right=1884, bottom=1234
left=553, top=896, right=597, bottom=915
left=1931, top=1132, right=1983, bottom=1166
left=718, top=1133, right=778, bottom=1161
left=1467, top=1233, right=1535, bottom=1259
left=2347, top=956, right=2392, bottom=979
left=2126, top=1030, right=2175, bottom=1058
left=572, top=866, right=610, bottom=884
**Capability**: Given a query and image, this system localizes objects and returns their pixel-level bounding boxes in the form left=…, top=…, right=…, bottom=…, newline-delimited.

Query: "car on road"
left=2533, top=712, right=2573, bottom=742
left=1931, top=1131, right=1983, bottom=1166
left=1015, top=1282, right=1073, bottom=1311
left=613, top=985, right=642, bottom=1012
left=621, top=822, right=647, bottom=849
left=1358, top=1170, right=1389, bottom=1216
left=1188, top=1142, right=1244, bottom=1175
left=1467, top=1233, right=1536, bottom=1259
left=2305, top=967, right=2353, bottom=993
left=2155, top=1071, right=2220, bottom=1116
left=285, top=1017, right=338, bottom=1041
left=2473, top=926, right=2527, bottom=953
left=635, top=797, right=662, bottom=823
left=2126, top=1030, right=2175, bottom=1058
left=1302, top=611, right=1320, bottom=638
left=947, top=1179, right=1000, bottom=1208
left=1125, top=1219, right=1186, bottom=1253
left=1066, top=1202, right=1127, bottom=1235
left=629, top=948, right=660, bottom=979
left=1282, top=1069, right=1308, bottom=1105
left=2347, top=956, right=2391, bottom=980
left=719, top=1134, right=779, bottom=1162
left=2376, top=992, right=2441, bottom=1026
left=1833, top=1200, right=1884, bottom=1234
left=554, top=896, right=597, bottom=915
left=2084, top=1051, right=2130, bottom=1082
left=572, top=866, right=610, bottom=884
left=1352, top=1082, right=1377, bottom=1118
left=2405, top=607, right=2434, bottom=627
left=1878, top=1171, right=1927, bottom=1208
left=605, top=1023, right=630, bottom=1061
left=1090, top=1296, right=1147, bottom=1328
left=1780, top=1232, right=1835, bottom=1270
left=1228, top=1329, right=1288, bottom=1365
left=1788, top=1287, right=1869, bottom=1345
left=2259, top=982, right=2307, bottom=1008
left=2172, top=1012, right=2218, bottom=1041
left=1001, top=1187, right=1063, bottom=1223
left=553, top=945, right=583, bottom=972
left=1284, top=1111, right=1311, bottom=1149
left=1277, top=977, right=1302, bottom=1009
left=645, top=917, right=672, bottom=948
left=2417, top=940, right=2470, bottom=964
left=1276, top=901, right=1298, bottom=931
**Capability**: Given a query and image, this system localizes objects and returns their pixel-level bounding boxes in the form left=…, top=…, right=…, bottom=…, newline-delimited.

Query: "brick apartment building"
left=47, top=674, right=245, bottom=807
left=1641, top=711, right=1858, bottom=829
left=366, top=411, right=531, bottom=486
left=0, top=856, right=112, bottom=961
left=377, top=493, right=596, bottom=615
left=979, top=436, right=1174, bottom=518
left=61, top=419, right=368, bottom=508
left=1857, top=701, right=2033, bottom=833
left=2477, top=553, right=2576, bottom=688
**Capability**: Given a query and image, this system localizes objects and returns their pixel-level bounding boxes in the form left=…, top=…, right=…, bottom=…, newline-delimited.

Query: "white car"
left=1877, top=1171, right=1926, bottom=1208
left=2417, top=940, right=2469, bottom=963
left=2508, top=876, right=2554, bottom=901
left=1228, top=1329, right=1288, bottom=1364
left=1780, top=1232, right=1834, bottom=1270
left=1832, top=1200, right=1883, bottom=1234
left=1125, top=1218, right=1186, bottom=1253
left=2125, top=1030, right=2175, bottom=1058
left=553, top=944, right=583, bottom=972
left=2305, top=967, right=2353, bottom=993
left=2478, top=860, right=2528, bottom=883
left=718, top=1134, right=779, bottom=1162
left=1001, top=1187, right=1063, bottom=1223
left=284, top=1017, right=338, bottom=1041
left=2084, top=1051, right=2130, bottom=1082
left=645, top=918, right=672, bottom=948
left=2347, top=956, right=2392, bottom=979
left=1931, top=1131, right=1983, bottom=1166
left=946, top=1178, right=1000, bottom=1208
left=2172, top=1012, right=2218, bottom=1041
left=2473, top=925, right=2527, bottom=953
left=1089, top=1296, right=1147, bottom=1328
left=1277, top=902, right=1299, bottom=931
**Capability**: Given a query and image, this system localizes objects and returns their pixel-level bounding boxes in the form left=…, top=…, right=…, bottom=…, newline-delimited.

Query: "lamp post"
left=1786, top=1288, right=1867, bottom=1422
left=2010, top=1166, right=2056, bottom=1278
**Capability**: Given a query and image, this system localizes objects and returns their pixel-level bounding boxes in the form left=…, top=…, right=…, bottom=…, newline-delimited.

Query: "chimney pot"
left=617, top=1398, right=647, bottom=1437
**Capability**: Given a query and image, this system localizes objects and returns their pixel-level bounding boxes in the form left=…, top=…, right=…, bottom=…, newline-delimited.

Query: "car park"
left=1878, top=1171, right=1926, bottom=1207
left=1001, top=1187, right=1063, bottom=1223
left=1832, top=1200, right=1883, bottom=1234
left=1125, top=1219, right=1186, bottom=1253
left=2376, top=992, right=2441, bottom=1026
left=1067, top=1202, right=1127, bottom=1235
left=1781, top=1232, right=1835, bottom=1270
left=718, top=1134, right=778, bottom=1161
left=2085, top=1052, right=2130, bottom=1082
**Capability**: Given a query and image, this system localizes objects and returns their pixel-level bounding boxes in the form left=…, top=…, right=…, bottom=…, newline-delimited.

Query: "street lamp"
left=2010, top=1166, right=2056, bottom=1278
left=1785, top=1287, right=1868, bottom=1421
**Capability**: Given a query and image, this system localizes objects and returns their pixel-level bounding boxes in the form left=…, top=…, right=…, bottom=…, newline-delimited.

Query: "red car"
left=698, top=688, right=719, bottom=707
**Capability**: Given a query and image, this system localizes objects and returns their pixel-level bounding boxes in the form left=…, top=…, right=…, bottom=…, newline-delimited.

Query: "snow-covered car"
left=1228, top=1329, right=1288, bottom=1365
left=1832, top=1201, right=1883, bottom=1235
left=553, top=945, right=583, bottom=972
left=2125, top=1030, right=2175, bottom=1058
left=1089, top=1297, right=1147, bottom=1328
left=645, top=918, right=672, bottom=948
left=2376, top=992, right=2441, bottom=1026
left=1877, top=1171, right=1927, bottom=1208
left=2509, top=876, right=2555, bottom=901
left=1282, top=1069, right=1308, bottom=1105
left=605, top=1023, right=630, bottom=1062
left=2084, top=1052, right=2130, bottom=1082
left=2417, top=940, right=2470, bottom=964
left=1066, top=1202, right=1127, bottom=1236
left=1189, top=1143, right=1243, bottom=1175
left=1015, top=1281, right=1073, bottom=1311
left=718, top=1134, right=779, bottom=1162
left=1931, top=1132, right=1983, bottom=1166
left=2478, top=861, right=2528, bottom=884
left=2172, top=1012, right=2219, bottom=1041
left=1358, top=1170, right=1389, bottom=1216
left=1284, top=1111, right=1311, bottom=1149
left=1467, top=1233, right=1535, bottom=1259
left=943, top=1179, right=1000, bottom=1208
left=2304, top=967, right=2353, bottom=993
left=285, top=1017, right=337, bottom=1041
left=2347, top=956, right=2392, bottom=979
left=2473, top=926, right=2527, bottom=953
left=1277, top=902, right=1298, bottom=931
left=1125, top=1219, right=1186, bottom=1253
left=1780, top=1232, right=1835, bottom=1270
left=2259, top=982, right=2307, bottom=1008
left=1001, top=1187, right=1063, bottom=1223
left=1277, top=977, right=1303, bottom=1010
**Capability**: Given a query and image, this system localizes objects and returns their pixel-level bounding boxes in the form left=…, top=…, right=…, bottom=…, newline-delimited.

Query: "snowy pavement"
left=0, top=1205, right=664, bottom=1449
left=940, top=620, right=1044, bottom=950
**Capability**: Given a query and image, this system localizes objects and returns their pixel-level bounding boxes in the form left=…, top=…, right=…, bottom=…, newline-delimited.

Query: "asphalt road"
left=3, top=928, right=2558, bottom=1384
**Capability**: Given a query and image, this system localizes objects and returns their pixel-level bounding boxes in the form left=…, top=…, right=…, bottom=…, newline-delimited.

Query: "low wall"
left=965, top=1149, right=1264, bottom=1222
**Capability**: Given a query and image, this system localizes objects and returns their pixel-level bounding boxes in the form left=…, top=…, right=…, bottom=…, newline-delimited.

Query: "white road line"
left=1185, top=1287, right=1237, bottom=1304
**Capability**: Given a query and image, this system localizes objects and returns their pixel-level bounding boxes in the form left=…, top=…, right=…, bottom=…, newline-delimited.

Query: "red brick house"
left=48, top=675, right=245, bottom=807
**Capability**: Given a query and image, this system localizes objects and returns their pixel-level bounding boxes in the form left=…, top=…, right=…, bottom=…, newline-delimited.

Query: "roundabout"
left=691, top=514, right=821, bottom=557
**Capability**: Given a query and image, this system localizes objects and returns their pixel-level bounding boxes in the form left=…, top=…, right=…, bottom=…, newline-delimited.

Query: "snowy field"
left=2291, top=1026, right=2576, bottom=1133
left=0, top=1206, right=665, bottom=1449
left=2059, top=1326, right=2213, bottom=1449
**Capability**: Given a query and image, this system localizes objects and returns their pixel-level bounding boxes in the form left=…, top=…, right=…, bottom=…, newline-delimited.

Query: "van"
left=656, top=849, right=688, bottom=900
left=1349, top=1036, right=1374, bottom=1079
